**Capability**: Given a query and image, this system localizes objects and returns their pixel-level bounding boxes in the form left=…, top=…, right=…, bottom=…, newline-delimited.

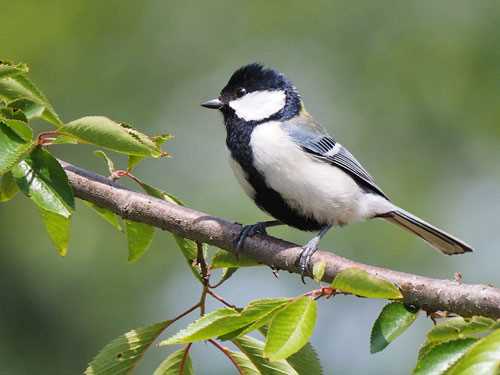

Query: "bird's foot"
left=234, top=222, right=269, bottom=257
left=296, top=237, right=321, bottom=284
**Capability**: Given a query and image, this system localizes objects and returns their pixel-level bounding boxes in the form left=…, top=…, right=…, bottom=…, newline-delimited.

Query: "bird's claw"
left=296, top=239, right=320, bottom=284
left=234, top=223, right=268, bottom=257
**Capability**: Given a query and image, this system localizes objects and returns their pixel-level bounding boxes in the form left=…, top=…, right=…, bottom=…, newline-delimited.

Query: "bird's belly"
left=249, top=122, right=367, bottom=226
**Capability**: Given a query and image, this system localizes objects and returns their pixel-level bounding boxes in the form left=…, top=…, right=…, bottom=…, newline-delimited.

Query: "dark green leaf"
left=0, top=74, right=62, bottom=126
left=233, top=335, right=298, bottom=375
left=85, top=320, right=171, bottom=375
left=60, top=116, right=163, bottom=157
left=0, top=171, right=18, bottom=202
left=371, top=302, right=419, bottom=353
left=38, top=208, right=71, bottom=256
left=446, top=328, right=500, bottom=374
left=153, top=348, right=194, bottom=375
left=264, top=296, right=317, bottom=361
left=0, top=106, right=28, bottom=122
left=211, top=249, right=260, bottom=269
left=0, top=122, right=33, bottom=175
left=331, top=268, right=402, bottom=299
left=0, top=61, right=29, bottom=78
left=84, top=201, right=122, bottom=232
left=414, top=338, right=477, bottom=375
left=287, top=342, right=323, bottom=375
left=12, top=147, right=74, bottom=217
left=125, top=220, right=155, bottom=262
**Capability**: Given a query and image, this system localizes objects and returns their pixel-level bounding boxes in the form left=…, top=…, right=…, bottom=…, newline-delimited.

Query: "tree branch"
left=60, top=161, right=500, bottom=319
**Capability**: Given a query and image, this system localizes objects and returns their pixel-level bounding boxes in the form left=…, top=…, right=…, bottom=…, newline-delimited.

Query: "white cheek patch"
left=229, top=90, right=286, bottom=121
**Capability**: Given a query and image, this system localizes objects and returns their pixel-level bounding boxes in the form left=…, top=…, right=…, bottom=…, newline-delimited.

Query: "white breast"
left=249, top=121, right=392, bottom=225
left=229, top=157, right=256, bottom=199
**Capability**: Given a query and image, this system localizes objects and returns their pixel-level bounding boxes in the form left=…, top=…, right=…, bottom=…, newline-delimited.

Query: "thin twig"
left=208, top=339, right=244, bottom=374
left=179, top=343, right=192, bottom=374
left=206, top=289, right=238, bottom=309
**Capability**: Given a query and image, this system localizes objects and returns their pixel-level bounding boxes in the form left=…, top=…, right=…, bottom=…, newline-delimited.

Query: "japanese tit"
left=201, top=63, right=473, bottom=281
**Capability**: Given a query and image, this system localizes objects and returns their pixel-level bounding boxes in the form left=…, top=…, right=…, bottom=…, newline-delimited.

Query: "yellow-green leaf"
left=371, top=302, right=419, bottom=353
left=60, top=116, right=163, bottom=157
left=0, top=61, right=29, bottom=78
left=233, top=335, right=298, bottom=375
left=211, top=249, right=260, bottom=269
left=85, top=320, right=171, bottom=375
left=0, top=74, right=62, bottom=126
left=225, top=349, right=260, bottom=374
left=425, top=316, right=497, bottom=346
left=153, top=348, right=194, bottom=375
left=125, top=220, right=155, bottom=262
left=312, top=261, right=326, bottom=283
left=414, top=338, right=477, bottom=375
left=94, top=150, right=116, bottom=175
left=264, top=296, right=317, bottom=361
left=331, top=268, right=402, bottom=299
left=39, top=208, right=71, bottom=256
left=0, top=171, right=18, bottom=202
left=446, top=329, right=500, bottom=374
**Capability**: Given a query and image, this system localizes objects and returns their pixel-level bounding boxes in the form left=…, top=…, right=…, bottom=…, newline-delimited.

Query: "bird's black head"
left=201, top=63, right=302, bottom=125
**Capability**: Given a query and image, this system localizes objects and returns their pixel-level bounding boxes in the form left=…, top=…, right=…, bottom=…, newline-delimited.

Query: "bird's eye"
left=236, top=88, right=247, bottom=98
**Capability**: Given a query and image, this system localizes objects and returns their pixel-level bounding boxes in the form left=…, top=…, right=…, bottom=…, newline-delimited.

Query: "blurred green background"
left=1, top=0, right=499, bottom=374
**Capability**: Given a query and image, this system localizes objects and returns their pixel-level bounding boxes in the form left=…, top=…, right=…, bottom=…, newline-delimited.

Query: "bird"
left=201, top=63, right=473, bottom=281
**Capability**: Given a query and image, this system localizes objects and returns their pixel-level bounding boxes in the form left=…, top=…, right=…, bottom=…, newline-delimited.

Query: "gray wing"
left=284, top=115, right=390, bottom=200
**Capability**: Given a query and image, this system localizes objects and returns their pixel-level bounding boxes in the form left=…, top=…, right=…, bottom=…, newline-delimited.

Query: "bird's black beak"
left=201, top=98, right=223, bottom=109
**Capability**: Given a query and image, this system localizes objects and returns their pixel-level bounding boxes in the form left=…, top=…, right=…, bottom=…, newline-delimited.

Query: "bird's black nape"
left=223, top=63, right=294, bottom=94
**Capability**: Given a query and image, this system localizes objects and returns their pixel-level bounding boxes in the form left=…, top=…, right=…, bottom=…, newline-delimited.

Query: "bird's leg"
left=297, top=225, right=333, bottom=283
left=234, top=220, right=282, bottom=256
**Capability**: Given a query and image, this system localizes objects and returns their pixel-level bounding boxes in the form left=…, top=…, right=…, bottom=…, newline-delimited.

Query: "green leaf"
left=426, top=316, right=497, bottom=345
left=312, top=261, right=326, bottom=283
left=38, top=208, right=71, bottom=256
left=370, top=302, right=419, bottom=353
left=160, top=308, right=240, bottom=345
left=152, top=133, right=174, bottom=148
left=161, top=299, right=290, bottom=346
left=12, top=147, right=74, bottom=217
left=225, top=350, right=260, bottom=374
left=414, top=338, right=478, bottom=375
left=125, top=220, right=155, bottom=262
left=220, top=298, right=291, bottom=340
left=264, top=296, right=317, bottom=361
left=1, top=118, right=32, bottom=141
left=0, top=106, right=28, bottom=122
left=331, top=268, right=402, bottom=299
left=287, top=342, right=323, bottom=375
left=0, top=61, right=29, bottom=78
left=211, top=249, right=260, bottom=269
left=212, top=267, right=239, bottom=287
left=127, top=155, right=144, bottom=171
left=0, top=121, right=33, bottom=175
left=60, top=116, right=164, bottom=157
left=446, top=329, right=500, bottom=375
left=85, top=320, right=171, bottom=375
left=233, top=335, right=298, bottom=375
left=0, top=171, right=18, bottom=202
left=84, top=201, right=122, bottom=232
left=0, top=74, right=62, bottom=126
left=94, top=150, right=116, bottom=175
left=153, top=348, right=194, bottom=375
